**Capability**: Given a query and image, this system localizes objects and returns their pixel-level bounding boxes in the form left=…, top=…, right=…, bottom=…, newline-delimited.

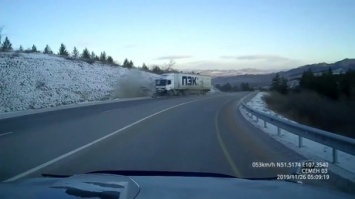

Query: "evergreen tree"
left=1, top=36, right=12, bottom=51
left=300, top=68, right=338, bottom=100
left=318, top=68, right=338, bottom=100
left=340, top=69, right=354, bottom=98
left=279, top=77, right=289, bottom=94
left=232, top=85, right=239, bottom=92
left=142, top=63, right=149, bottom=71
left=58, top=43, right=69, bottom=56
left=221, top=82, right=232, bottom=92
left=95, top=55, right=100, bottom=61
left=271, top=73, right=281, bottom=91
left=90, top=51, right=96, bottom=60
left=129, top=60, right=134, bottom=68
left=100, top=51, right=107, bottom=62
left=240, top=82, right=253, bottom=91
left=31, top=45, right=37, bottom=52
left=299, top=69, right=316, bottom=90
left=123, top=58, right=129, bottom=68
left=72, top=47, right=79, bottom=58
left=107, top=56, right=113, bottom=63
left=81, top=48, right=91, bottom=59
left=327, top=67, right=332, bottom=76
left=43, top=45, right=52, bottom=54
left=271, top=73, right=288, bottom=94
left=151, top=65, right=162, bottom=74
left=19, top=45, right=23, bottom=52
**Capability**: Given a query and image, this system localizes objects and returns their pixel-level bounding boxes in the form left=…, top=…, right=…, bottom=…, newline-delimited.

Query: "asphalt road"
left=0, top=92, right=351, bottom=193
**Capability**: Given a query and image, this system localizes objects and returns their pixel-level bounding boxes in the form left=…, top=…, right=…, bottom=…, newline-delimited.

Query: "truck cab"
left=155, top=74, right=175, bottom=95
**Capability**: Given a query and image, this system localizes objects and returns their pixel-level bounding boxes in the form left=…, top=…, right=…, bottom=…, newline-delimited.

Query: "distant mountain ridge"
left=184, top=68, right=276, bottom=77
left=211, top=58, right=355, bottom=87
left=279, top=58, right=355, bottom=79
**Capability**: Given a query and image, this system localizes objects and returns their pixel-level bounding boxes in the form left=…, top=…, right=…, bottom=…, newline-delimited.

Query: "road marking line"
left=4, top=95, right=223, bottom=182
left=215, top=100, right=242, bottom=178
left=0, top=132, right=13, bottom=137
left=102, top=108, right=121, bottom=113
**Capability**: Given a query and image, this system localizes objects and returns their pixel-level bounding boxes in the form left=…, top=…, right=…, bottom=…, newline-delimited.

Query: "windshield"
left=156, top=79, right=167, bottom=86
left=1, top=0, right=354, bottom=196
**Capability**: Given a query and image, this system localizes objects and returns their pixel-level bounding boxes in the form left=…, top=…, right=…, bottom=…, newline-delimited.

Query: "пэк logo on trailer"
left=182, top=76, right=198, bottom=86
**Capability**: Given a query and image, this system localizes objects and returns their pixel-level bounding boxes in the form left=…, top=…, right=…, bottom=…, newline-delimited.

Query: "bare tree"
left=162, top=59, right=177, bottom=72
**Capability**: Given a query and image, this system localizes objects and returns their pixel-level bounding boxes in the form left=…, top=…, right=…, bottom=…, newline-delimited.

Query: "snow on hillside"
left=241, top=92, right=355, bottom=179
left=0, top=52, right=158, bottom=112
left=246, top=92, right=297, bottom=123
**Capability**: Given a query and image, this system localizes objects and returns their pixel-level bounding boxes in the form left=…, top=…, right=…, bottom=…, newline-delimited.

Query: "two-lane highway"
left=0, top=94, right=221, bottom=181
left=0, top=92, right=297, bottom=179
left=0, top=92, right=351, bottom=193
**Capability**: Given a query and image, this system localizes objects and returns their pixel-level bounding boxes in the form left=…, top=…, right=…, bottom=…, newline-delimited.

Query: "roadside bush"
left=262, top=91, right=355, bottom=138
left=81, top=58, right=95, bottom=65
left=10, top=52, right=20, bottom=58
left=64, top=56, right=76, bottom=61
left=24, top=48, right=32, bottom=53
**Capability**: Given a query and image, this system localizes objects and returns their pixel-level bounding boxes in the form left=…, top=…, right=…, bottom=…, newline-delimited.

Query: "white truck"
left=153, top=73, right=212, bottom=96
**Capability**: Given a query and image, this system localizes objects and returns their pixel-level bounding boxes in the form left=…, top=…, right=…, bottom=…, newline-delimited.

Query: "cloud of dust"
left=112, top=69, right=156, bottom=98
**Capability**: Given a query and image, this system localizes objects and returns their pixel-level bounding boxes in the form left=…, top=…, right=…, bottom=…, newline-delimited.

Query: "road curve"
left=0, top=92, right=349, bottom=193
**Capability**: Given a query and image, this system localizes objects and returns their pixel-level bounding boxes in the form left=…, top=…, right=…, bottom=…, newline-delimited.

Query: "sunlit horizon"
left=1, top=0, right=354, bottom=70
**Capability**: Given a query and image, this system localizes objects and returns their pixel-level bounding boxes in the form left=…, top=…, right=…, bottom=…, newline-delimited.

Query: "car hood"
left=0, top=173, right=353, bottom=199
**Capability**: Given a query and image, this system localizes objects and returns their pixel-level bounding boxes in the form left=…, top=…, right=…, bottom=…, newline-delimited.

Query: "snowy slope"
left=240, top=92, right=355, bottom=181
left=0, top=52, right=158, bottom=112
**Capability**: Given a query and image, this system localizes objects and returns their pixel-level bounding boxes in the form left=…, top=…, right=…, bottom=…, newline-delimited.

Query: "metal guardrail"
left=240, top=93, right=355, bottom=163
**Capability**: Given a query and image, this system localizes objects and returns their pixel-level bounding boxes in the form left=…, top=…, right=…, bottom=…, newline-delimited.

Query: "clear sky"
left=1, top=0, right=354, bottom=70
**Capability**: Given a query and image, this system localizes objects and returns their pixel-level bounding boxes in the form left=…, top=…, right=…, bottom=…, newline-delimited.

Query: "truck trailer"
left=154, top=73, right=212, bottom=96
